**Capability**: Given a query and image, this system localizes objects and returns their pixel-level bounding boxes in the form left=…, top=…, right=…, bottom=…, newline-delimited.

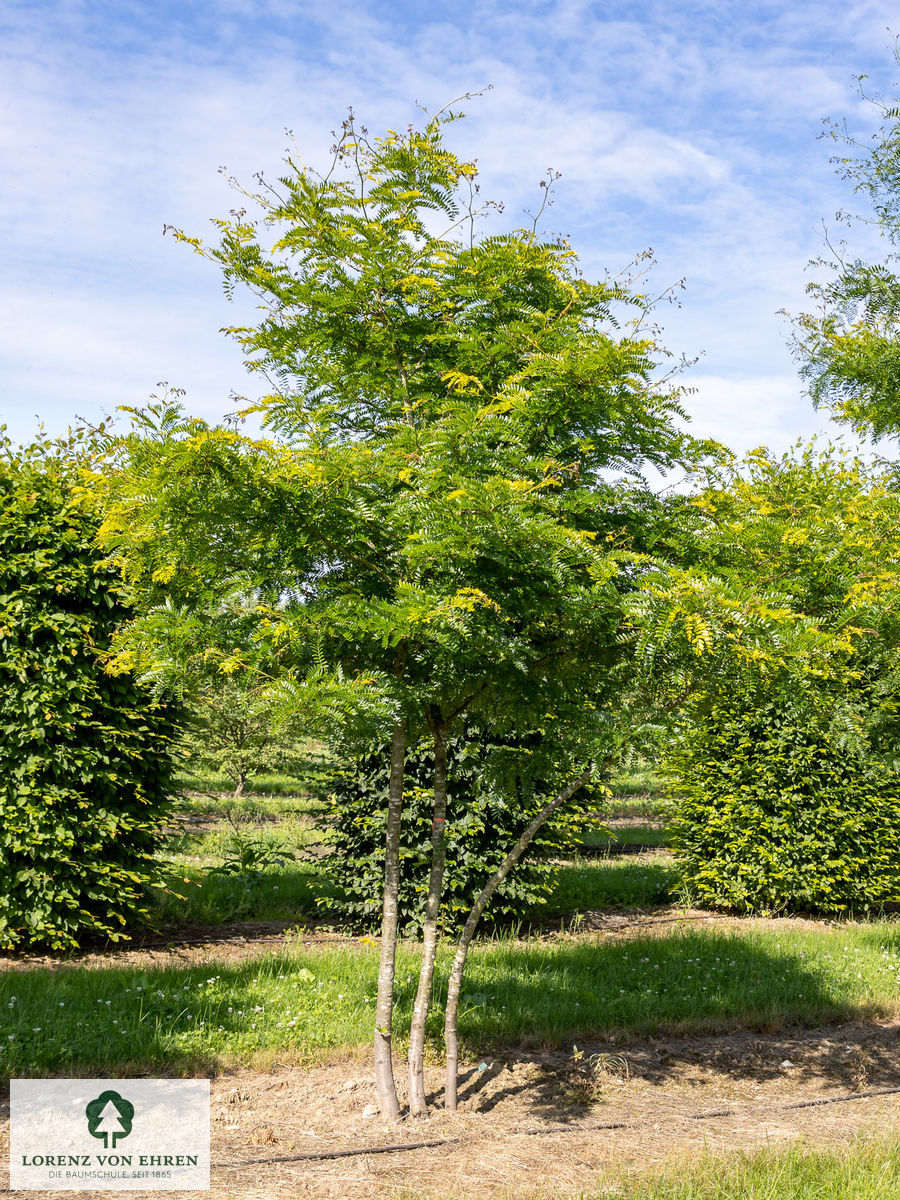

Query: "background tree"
left=99, top=102, right=712, bottom=1117
left=794, top=48, right=900, bottom=441
left=0, top=431, right=180, bottom=951
left=179, top=677, right=285, bottom=797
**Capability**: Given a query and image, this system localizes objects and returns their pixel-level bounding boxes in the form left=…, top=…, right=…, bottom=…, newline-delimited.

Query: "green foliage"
left=793, top=50, right=900, bottom=441
left=0, top=442, right=181, bottom=950
left=667, top=677, right=900, bottom=914
left=323, top=730, right=604, bottom=931
left=100, top=104, right=713, bottom=765
left=660, top=447, right=900, bottom=915
left=179, top=677, right=312, bottom=796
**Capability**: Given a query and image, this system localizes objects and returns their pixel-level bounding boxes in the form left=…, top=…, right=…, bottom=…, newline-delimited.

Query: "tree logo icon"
left=85, top=1090, right=134, bottom=1149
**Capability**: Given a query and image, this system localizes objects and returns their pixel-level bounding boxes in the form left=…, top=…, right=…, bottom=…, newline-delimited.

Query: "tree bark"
left=233, top=773, right=246, bottom=799
left=373, top=720, right=406, bottom=1122
left=443, top=767, right=593, bottom=1111
left=407, top=720, right=449, bottom=1118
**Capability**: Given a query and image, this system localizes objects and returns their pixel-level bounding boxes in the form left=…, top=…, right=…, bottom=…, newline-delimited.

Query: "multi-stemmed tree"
left=99, top=102, right=711, bottom=1118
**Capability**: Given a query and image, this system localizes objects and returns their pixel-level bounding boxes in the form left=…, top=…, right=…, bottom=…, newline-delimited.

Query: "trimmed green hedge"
left=667, top=679, right=900, bottom=914
left=0, top=450, right=180, bottom=950
left=323, top=731, right=601, bottom=932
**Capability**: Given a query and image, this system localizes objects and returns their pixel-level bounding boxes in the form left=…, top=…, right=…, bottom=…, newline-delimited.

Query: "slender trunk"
left=233, top=773, right=246, bottom=799
left=444, top=767, right=593, bottom=1111
left=407, top=722, right=449, bottom=1118
left=373, top=720, right=406, bottom=1122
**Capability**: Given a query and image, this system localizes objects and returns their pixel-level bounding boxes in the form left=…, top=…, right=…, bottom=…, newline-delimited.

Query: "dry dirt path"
left=2, top=1019, right=900, bottom=1198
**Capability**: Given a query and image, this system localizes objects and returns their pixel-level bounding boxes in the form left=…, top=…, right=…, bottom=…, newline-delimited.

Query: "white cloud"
left=2, top=0, right=899, bottom=455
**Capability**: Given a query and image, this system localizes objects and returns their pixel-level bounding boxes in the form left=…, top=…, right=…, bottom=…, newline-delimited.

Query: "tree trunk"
left=444, top=767, right=593, bottom=1111
left=407, top=721, right=449, bottom=1118
left=233, top=773, right=246, bottom=799
left=373, top=720, right=406, bottom=1122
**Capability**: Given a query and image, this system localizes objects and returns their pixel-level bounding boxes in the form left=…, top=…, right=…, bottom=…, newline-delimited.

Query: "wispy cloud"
left=1, top=0, right=898, bottom=456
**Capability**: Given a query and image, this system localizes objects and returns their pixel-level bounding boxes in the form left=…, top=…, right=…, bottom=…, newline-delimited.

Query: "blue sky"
left=2, top=0, right=898, bottom=459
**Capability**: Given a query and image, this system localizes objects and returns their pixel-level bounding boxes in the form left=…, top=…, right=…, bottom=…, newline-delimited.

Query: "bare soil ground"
left=2, top=915, right=900, bottom=1198
left=1, top=1019, right=899, bottom=1199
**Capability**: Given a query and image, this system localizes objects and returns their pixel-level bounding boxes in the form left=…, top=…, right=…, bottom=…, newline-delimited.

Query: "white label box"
left=10, top=1079, right=210, bottom=1190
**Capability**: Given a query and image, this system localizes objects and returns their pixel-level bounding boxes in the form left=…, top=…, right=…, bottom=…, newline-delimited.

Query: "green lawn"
left=579, top=824, right=671, bottom=848
left=146, top=771, right=681, bottom=930
left=5, top=922, right=900, bottom=1076
left=601, top=1139, right=900, bottom=1200
left=543, top=853, right=678, bottom=912
left=143, top=847, right=679, bottom=928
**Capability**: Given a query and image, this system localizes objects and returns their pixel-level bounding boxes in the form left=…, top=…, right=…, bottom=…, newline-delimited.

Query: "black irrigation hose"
left=218, top=1087, right=900, bottom=1169
left=221, top=1136, right=461, bottom=1166
left=784, top=1086, right=900, bottom=1110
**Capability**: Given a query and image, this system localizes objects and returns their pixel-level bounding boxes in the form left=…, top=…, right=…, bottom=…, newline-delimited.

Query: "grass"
left=147, top=808, right=335, bottom=924
left=181, top=793, right=326, bottom=820
left=540, top=853, right=678, bottom=912
left=162, top=811, right=325, bottom=865
left=149, top=770, right=679, bottom=928
left=608, top=1138, right=900, bottom=1199
left=579, top=824, right=671, bottom=848
left=607, top=766, right=662, bottom=795
left=148, top=864, right=327, bottom=925
left=157, top=765, right=678, bottom=929
left=605, top=794, right=668, bottom=819
left=5, top=921, right=900, bottom=1076
left=143, top=848, right=678, bottom=928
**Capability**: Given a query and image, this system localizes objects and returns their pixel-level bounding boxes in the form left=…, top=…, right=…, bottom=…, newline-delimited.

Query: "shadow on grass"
left=5, top=925, right=900, bottom=1081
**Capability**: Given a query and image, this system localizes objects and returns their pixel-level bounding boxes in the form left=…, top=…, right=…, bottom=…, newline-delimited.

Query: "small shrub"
left=207, top=820, right=294, bottom=880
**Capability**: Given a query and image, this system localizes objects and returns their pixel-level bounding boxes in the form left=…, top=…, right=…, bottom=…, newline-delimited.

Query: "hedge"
left=0, top=449, right=180, bottom=950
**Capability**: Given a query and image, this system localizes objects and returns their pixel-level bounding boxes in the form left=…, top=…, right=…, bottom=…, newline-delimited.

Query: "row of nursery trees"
left=4, top=84, right=900, bottom=1120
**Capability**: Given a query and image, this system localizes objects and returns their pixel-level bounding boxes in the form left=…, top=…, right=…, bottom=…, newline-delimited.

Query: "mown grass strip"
left=611, top=1136, right=900, bottom=1199
left=4, top=922, right=900, bottom=1075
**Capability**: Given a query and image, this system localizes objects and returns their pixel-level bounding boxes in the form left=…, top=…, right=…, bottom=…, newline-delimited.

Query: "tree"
left=180, top=672, right=312, bottom=796
left=98, top=102, right=710, bottom=1117
left=793, top=49, right=900, bottom=441
left=0, top=432, right=180, bottom=951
